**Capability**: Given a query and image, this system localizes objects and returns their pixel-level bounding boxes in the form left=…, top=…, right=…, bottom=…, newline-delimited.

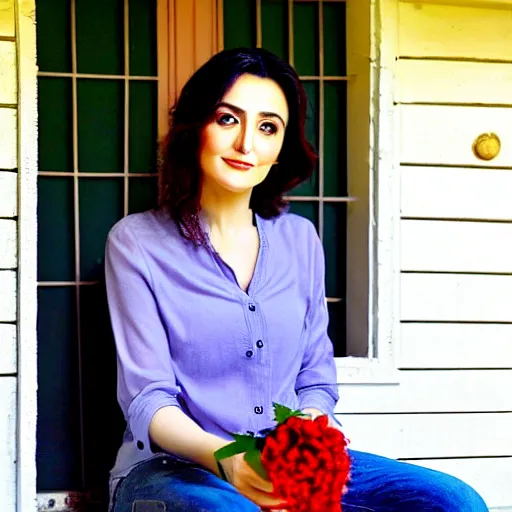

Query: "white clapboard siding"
left=0, top=219, right=17, bottom=269
left=0, top=172, right=17, bottom=218
left=397, top=60, right=512, bottom=105
left=0, top=378, right=16, bottom=512
left=401, top=220, right=512, bottom=273
left=400, top=105, right=512, bottom=167
left=398, top=2, right=512, bottom=60
left=339, top=413, right=512, bottom=460
left=0, top=40, right=16, bottom=105
left=336, top=370, right=512, bottom=413
left=401, top=274, right=512, bottom=322
left=408, top=457, right=512, bottom=510
left=0, top=108, right=17, bottom=170
left=0, top=271, right=16, bottom=322
left=400, top=323, right=512, bottom=368
left=401, top=167, right=512, bottom=221
left=0, top=324, right=16, bottom=375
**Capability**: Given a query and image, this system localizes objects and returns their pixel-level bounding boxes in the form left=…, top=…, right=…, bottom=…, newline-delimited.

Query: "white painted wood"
left=408, top=457, right=512, bottom=509
left=339, top=412, right=512, bottom=459
left=0, top=324, right=16, bottom=375
left=398, top=2, right=512, bottom=60
left=336, top=369, right=512, bottom=413
left=0, top=40, right=17, bottom=105
left=0, top=271, right=16, bottom=322
left=0, top=108, right=17, bottom=170
left=401, top=220, right=512, bottom=273
left=400, top=323, right=512, bottom=368
left=0, top=377, right=16, bottom=512
left=0, top=172, right=17, bottom=218
left=401, top=273, right=512, bottom=322
left=400, top=105, right=512, bottom=167
left=397, top=60, right=512, bottom=105
left=0, top=219, right=16, bottom=269
left=16, top=1, right=39, bottom=510
left=401, top=166, right=512, bottom=221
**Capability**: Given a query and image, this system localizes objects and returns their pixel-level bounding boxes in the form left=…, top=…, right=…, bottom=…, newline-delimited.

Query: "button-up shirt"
left=105, top=209, right=339, bottom=485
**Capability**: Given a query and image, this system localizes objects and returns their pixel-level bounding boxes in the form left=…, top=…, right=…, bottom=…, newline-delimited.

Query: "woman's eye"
left=260, top=122, right=278, bottom=135
left=217, top=113, right=237, bottom=126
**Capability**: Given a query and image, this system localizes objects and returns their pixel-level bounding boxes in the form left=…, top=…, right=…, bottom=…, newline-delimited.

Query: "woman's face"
left=199, top=73, right=289, bottom=195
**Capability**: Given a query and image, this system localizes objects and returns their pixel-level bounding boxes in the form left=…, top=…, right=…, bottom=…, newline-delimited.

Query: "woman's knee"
left=428, top=472, right=488, bottom=511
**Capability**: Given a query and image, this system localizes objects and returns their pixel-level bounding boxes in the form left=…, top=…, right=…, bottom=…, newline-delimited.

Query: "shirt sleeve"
left=295, top=223, right=339, bottom=416
left=105, top=222, right=181, bottom=455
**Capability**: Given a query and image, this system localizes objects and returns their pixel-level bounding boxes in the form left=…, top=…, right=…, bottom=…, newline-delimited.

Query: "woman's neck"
left=200, top=186, right=254, bottom=236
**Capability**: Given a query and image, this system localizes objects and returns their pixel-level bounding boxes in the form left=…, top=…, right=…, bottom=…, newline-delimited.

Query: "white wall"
left=334, top=1, right=512, bottom=510
left=0, top=1, right=19, bottom=509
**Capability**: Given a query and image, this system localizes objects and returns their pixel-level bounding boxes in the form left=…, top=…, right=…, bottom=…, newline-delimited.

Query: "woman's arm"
left=149, top=405, right=226, bottom=473
left=295, top=222, right=339, bottom=416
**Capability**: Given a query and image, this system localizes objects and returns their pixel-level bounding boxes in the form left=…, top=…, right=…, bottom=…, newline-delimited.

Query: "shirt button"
left=246, top=350, right=254, bottom=358
left=137, top=441, right=144, bottom=450
left=254, top=406, right=263, bottom=414
left=256, top=340, right=264, bottom=348
left=248, top=303, right=256, bottom=312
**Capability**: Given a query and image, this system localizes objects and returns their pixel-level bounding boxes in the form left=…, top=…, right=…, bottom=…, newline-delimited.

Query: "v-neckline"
left=205, top=212, right=265, bottom=296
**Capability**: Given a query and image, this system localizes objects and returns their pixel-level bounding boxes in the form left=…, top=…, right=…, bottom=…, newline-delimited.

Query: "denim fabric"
left=111, top=449, right=488, bottom=512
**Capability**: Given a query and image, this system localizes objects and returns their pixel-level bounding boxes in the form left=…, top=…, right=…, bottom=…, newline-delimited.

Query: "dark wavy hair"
left=159, top=47, right=317, bottom=243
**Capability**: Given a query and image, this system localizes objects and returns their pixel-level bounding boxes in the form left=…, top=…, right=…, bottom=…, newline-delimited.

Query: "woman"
left=105, top=47, right=487, bottom=512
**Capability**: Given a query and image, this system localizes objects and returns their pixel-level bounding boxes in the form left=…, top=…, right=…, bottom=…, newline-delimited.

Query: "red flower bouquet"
left=214, top=403, right=350, bottom=512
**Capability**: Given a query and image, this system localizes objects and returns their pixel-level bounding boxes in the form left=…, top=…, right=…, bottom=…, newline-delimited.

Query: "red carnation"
left=261, top=415, right=350, bottom=512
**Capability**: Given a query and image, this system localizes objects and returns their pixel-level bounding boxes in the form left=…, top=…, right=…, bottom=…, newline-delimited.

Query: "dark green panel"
left=38, top=78, right=73, bottom=172
left=129, top=81, right=158, bottom=173
left=129, top=0, right=157, bottom=76
left=323, top=2, right=347, bottom=76
left=76, top=0, right=124, bottom=75
left=324, top=82, right=347, bottom=197
left=293, top=2, right=318, bottom=76
left=290, top=81, right=318, bottom=196
left=129, top=177, right=158, bottom=214
left=79, top=179, right=123, bottom=281
left=288, top=201, right=318, bottom=230
left=37, top=177, right=75, bottom=282
left=37, top=287, right=81, bottom=490
left=77, top=80, right=124, bottom=173
left=35, top=0, right=71, bottom=73
left=261, top=0, right=288, bottom=61
left=323, top=202, right=346, bottom=298
left=328, top=301, right=346, bottom=357
left=81, top=284, right=124, bottom=492
left=223, top=0, right=255, bottom=49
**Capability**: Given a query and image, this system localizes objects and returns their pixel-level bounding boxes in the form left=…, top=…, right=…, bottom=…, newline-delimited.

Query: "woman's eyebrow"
left=217, top=101, right=286, bottom=127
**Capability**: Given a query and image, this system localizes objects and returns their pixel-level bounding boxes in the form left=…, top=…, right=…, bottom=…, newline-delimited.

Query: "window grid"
left=254, top=0, right=352, bottom=308
left=36, top=0, right=158, bottom=490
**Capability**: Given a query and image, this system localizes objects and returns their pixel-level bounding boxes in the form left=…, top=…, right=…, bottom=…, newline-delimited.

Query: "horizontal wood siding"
left=347, top=2, right=512, bottom=509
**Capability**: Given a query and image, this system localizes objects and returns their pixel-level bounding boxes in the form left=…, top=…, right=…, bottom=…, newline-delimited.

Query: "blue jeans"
left=111, top=450, right=488, bottom=511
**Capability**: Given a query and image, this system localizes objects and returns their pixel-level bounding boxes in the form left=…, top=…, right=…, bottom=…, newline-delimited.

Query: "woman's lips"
left=222, top=158, right=254, bottom=171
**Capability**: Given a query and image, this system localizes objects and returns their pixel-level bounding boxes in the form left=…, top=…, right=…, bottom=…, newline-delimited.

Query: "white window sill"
left=335, top=357, right=401, bottom=385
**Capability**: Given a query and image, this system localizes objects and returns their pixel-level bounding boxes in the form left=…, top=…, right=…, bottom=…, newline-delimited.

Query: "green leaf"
left=214, top=434, right=257, bottom=461
left=244, top=449, right=269, bottom=480
left=273, top=402, right=307, bottom=424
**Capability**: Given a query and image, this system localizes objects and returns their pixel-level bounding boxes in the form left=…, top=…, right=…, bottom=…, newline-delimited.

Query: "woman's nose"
left=236, top=123, right=254, bottom=155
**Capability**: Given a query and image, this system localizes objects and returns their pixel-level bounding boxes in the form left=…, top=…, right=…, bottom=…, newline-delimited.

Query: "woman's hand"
left=219, top=453, right=288, bottom=509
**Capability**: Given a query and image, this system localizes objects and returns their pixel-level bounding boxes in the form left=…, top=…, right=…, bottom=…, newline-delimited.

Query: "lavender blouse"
left=105, top=208, right=339, bottom=488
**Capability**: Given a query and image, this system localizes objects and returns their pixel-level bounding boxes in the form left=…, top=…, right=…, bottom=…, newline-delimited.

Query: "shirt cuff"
left=297, top=388, right=337, bottom=418
left=127, top=382, right=181, bottom=456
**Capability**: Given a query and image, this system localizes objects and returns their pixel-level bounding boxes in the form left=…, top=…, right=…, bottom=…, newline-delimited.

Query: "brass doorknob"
left=472, top=133, right=501, bottom=161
